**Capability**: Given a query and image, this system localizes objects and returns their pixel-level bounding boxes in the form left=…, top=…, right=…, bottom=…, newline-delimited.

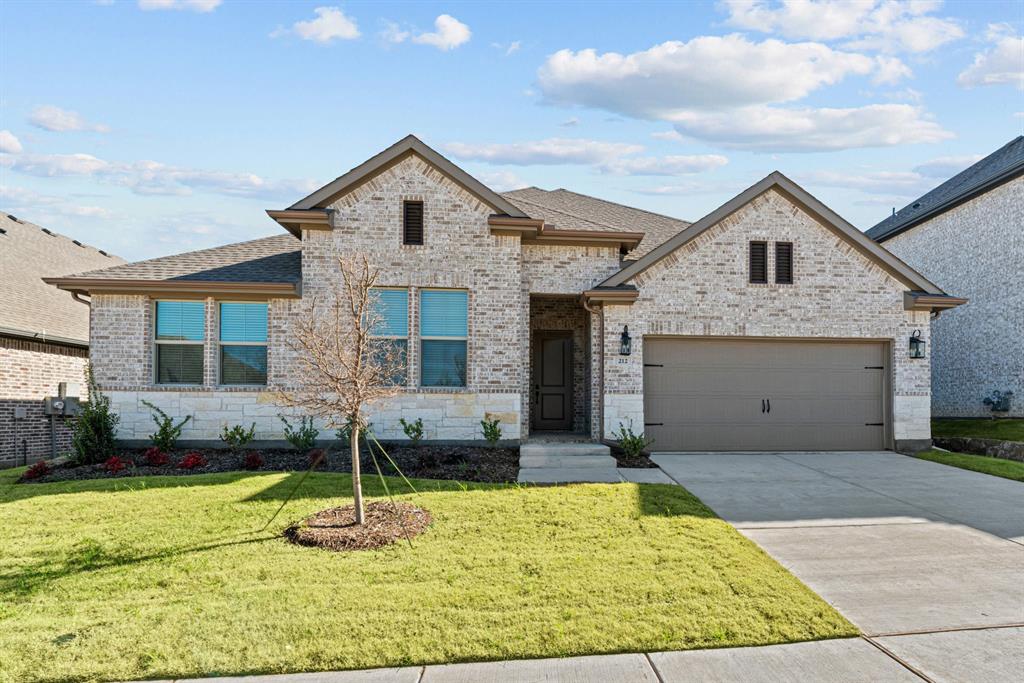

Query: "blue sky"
left=1, top=0, right=1022, bottom=262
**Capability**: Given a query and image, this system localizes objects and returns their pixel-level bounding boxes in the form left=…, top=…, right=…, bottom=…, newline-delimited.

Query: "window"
left=369, top=288, right=408, bottom=385
left=749, top=241, right=768, bottom=284
left=403, top=200, right=424, bottom=245
left=219, top=303, right=268, bottom=385
left=420, top=289, right=467, bottom=387
left=775, top=242, right=793, bottom=284
left=155, top=301, right=205, bottom=384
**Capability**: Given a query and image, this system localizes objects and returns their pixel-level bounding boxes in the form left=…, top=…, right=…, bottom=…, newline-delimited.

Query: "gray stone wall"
left=600, top=188, right=933, bottom=446
left=883, top=177, right=1023, bottom=417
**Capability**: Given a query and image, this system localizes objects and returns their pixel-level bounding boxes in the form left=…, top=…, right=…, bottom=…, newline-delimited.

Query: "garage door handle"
left=766, top=398, right=770, bottom=413
left=762, top=399, right=765, bottom=414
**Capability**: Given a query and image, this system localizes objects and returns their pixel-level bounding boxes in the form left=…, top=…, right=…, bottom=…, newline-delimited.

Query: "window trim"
left=419, top=287, right=469, bottom=388
left=368, top=287, right=410, bottom=387
left=152, top=299, right=206, bottom=386
left=217, top=301, right=269, bottom=387
left=402, top=200, right=424, bottom=245
left=775, top=241, right=794, bottom=285
left=748, top=240, right=768, bottom=284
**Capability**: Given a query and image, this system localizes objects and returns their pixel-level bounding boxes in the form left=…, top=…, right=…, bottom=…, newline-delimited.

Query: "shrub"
left=220, top=423, right=256, bottom=452
left=141, top=400, right=192, bottom=452
left=243, top=451, right=264, bottom=470
left=307, top=448, right=327, bottom=469
left=480, top=417, right=502, bottom=448
left=177, top=451, right=207, bottom=470
left=399, top=417, right=424, bottom=446
left=104, top=455, right=132, bottom=474
left=611, top=421, right=654, bottom=458
left=336, top=419, right=372, bottom=447
left=23, top=461, right=50, bottom=480
left=280, top=415, right=319, bottom=451
left=143, top=447, right=169, bottom=467
left=70, top=365, right=120, bottom=465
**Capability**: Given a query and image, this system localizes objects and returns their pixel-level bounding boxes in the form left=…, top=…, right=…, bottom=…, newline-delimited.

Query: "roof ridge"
left=2, top=212, right=123, bottom=259
left=500, top=194, right=626, bottom=232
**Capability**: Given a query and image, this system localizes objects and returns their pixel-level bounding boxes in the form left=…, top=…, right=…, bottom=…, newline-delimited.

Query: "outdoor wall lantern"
left=620, top=325, right=632, bottom=356
left=909, top=329, right=926, bottom=359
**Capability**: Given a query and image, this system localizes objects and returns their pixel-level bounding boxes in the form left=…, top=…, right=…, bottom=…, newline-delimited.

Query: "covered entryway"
left=643, top=338, right=888, bottom=451
left=528, top=296, right=592, bottom=435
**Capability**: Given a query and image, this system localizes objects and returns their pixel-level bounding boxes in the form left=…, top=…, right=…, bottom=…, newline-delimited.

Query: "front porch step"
left=520, top=442, right=612, bottom=458
left=517, top=467, right=623, bottom=484
left=520, top=454, right=618, bottom=468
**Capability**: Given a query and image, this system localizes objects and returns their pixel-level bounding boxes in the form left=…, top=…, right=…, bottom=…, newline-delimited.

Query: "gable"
left=600, top=172, right=944, bottom=296
left=288, top=135, right=528, bottom=218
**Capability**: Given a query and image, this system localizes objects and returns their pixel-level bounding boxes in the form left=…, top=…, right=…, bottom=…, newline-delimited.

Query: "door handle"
left=767, top=398, right=771, bottom=414
left=762, top=399, right=765, bottom=414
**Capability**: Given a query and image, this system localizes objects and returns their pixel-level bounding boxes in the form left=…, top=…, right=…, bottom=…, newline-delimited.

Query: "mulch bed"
left=612, top=452, right=659, bottom=468
left=284, top=501, right=432, bottom=551
left=18, top=445, right=520, bottom=485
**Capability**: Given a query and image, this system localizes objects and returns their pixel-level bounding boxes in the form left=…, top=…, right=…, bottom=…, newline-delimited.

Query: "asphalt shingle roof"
left=867, top=136, right=1024, bottom=242
left=501, top=187, right=691, bottom=257
left=0, top=213, right=125, bottom=344
left=62, top=234, right=301, bottom=284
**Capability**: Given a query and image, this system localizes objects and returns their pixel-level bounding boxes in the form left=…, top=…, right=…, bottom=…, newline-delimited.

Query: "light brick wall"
left=600, top=189, right=932, bottom=447
left=0, top=336, right=88, bottom=467
left=883, top=177, right=1023, bottom=417
left=522, top=244, right=621, bottom=294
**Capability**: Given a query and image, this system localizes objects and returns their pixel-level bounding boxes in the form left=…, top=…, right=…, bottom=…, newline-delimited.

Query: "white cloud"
left=799, top=169, right=929, bottom=193
left=538, top=35, right=877, bottom=118
left=599, top=154, right=729, bottom=175
left=913, top=155, right=984, bottom=178
left=0, top=130, right=22, bottom=154
left=722, top=0, right=964, bottom=54
left=137, top=0, right=221, bottom=12
left=444, top=138, right=643, bottom=165
left=634, top=179, right=740, bottom=195
left=29, top=105, right=110, bottom=133
left=410, top=14, right=471, bottom=51
left=273, top=6, right=360, bottom=43
left=670, top=104, right=952, bottom=152
left=505, top=40, right=521, bottom=56
left=476, top=170, right=526, bottom=192
left=957, top=24, right=1024, bottom=90
left=872, top=55, right=912, bottom=85
left=651, top=130, right=685, bottom=142
left=4, top=152, right=111, bottom=176
left=380, top=21, right=410, bottom=44
left=0, top=185, right=113, bottom=219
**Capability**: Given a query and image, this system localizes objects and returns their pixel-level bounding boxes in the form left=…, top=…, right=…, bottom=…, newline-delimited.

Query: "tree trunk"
left=350, top=425, right=365, bottom=525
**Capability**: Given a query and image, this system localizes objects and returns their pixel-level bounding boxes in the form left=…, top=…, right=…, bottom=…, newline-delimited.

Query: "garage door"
left=643, top=338, right=887, bottom=451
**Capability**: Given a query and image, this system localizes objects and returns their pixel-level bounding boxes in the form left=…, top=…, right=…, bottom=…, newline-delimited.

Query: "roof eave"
left=43, top=277, right=302, bottom=299
left=904, top=292, right=968, bottom=312
left=266, top=209, right=332, bottom=238
left=0, top=325, right=88, bottom=348
left=582, top=286, right=639, bottom=305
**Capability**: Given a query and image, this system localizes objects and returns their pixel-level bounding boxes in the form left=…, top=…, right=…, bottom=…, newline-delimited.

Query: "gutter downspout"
left=71, top=291, right=91, bottom=307
left=581, top=296, right=604, bottom=441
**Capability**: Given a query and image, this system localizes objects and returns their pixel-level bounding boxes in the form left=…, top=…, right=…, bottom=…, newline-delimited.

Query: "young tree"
left=277, top=254, right=405, bottom=525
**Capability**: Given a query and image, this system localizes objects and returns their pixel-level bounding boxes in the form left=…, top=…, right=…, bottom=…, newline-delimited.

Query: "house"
left=45, top=135, right=965, bottom=453
left=0, top=213, right=124, bottom=467
left=867, top=136, right=1023, bottom=418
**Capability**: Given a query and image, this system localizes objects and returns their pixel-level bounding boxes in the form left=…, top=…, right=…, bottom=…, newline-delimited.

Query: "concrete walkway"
left=654, top=450, right=1024, bottom=682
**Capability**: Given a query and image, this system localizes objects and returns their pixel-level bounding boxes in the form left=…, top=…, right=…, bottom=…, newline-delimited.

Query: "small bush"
left=611, top=421, right=654, bottom=458
left=307, top=448, right=327, bottom=469
left=336, top=419, right=372, bottom=447
left=399, top=417, right=424, bottom=446
left=177, top=451, right=207, bottom=470
left=280, top=415, right=319, bottom=451
left=243, top=451, right=264, bottom=470
left=104, top=455, right=132, bottom=474
left=142, top=400, right=192, bottom=452
left=480, top=417, right=502, bottom=448
left=220, top=423, right=256, bottom=452
left=70, top=365, right=120, bottom=465
left=23, top=461, right=50, bottom=480
left=143, top=447, right=169, bottom=467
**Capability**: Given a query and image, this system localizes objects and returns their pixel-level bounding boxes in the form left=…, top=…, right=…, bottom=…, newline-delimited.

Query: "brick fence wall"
left=0, top=336, right=88, bottom=468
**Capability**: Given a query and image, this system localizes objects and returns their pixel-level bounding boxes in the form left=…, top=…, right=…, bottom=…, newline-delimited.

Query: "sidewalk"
left=163, top=636, right=931, bottom=683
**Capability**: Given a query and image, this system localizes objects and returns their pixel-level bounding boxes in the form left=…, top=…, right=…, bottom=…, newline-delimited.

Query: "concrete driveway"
left=653, top=451, right=1024, bottom=682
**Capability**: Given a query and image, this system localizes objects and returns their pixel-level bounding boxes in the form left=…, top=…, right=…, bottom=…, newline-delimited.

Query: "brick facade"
left=600, top=189, right=932, bottom=449
left=882, top=177, right=1023, bottom=417
left=0, top=336, right=87, bottom=467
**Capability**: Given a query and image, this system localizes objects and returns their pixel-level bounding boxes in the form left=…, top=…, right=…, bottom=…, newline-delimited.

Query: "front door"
left=532, top=331, right=574, bottom=431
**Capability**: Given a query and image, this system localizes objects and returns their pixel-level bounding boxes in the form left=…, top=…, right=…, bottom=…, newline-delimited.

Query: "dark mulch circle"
left=284, top=501, right=432, bottom=551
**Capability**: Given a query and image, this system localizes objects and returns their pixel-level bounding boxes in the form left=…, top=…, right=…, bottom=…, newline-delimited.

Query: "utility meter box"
left=43, top=396, right=82, bottom=416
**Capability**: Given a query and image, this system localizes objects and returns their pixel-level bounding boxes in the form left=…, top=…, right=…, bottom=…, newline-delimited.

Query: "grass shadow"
left=635, top=481, right=719, bottom=519
left=0, top=470, right=269, bottom=505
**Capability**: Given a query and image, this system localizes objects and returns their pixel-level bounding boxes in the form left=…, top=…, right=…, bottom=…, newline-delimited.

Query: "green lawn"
left=915, top=449, right=1024, bottom=482
left=932, top=418, right=1024, bottom=442
left=0, top=468, right=854, bottom=683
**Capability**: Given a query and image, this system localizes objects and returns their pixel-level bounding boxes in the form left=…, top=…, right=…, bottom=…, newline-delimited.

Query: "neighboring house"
left=0, top=213, right=124, bottom=467
left=46, top=135, right=964, bottom=453
left=867, top=136, right=1023, bottom=418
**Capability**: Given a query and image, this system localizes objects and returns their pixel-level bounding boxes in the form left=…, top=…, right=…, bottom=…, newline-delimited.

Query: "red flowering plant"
left=23, top=461, right=50, bottom=480
left=243, top=451, right=264, bottom=470
left=144, top=447, right=169, bottom=466
left=104, top=455, right=133, bottom=474
left=177, top=451, right=207, bottom=470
